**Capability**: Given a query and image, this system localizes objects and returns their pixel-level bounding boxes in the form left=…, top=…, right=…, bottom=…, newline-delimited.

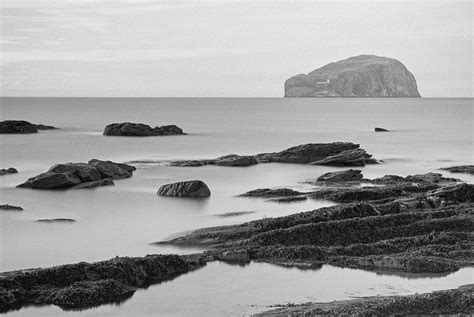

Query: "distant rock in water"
left=36, top=218, right=76, bottom=223
left=157, top=180, right=211, bottom=197
left=17, top=160, right=135, bottom=189
left=103, top=122, right=184, bottom=136
left=0, top=168, right=18, bottom=176
left=374, top=127, right=389, bottom=132
left=0, top=120, right=57, bottom=134
left=0, top=204, right=23, bottom=211
left=440, top=165, right=474, bottom=175
left=284, top=55, right=420, bottom=97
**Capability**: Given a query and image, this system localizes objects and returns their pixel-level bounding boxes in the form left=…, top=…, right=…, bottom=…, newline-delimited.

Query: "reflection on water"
left=6, top=263, right=474, bottom=316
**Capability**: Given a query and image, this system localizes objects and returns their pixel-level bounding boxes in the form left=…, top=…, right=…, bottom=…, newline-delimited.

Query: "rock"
left=34, top=124, right=57, bottom=130
left=239, top=188, right=304, bottom=197
left=72, top=178, right=114, bottom=189
left=170, top=142, right=378, bottom=167
left=316, top=169, right=363, bottom=182
left=17, top=160, right=135, bottom=189
left=87, top=159, right=136, bottom=179
left=309, top=148, right=374, bottom=166
left=440, top=165, right=474, bottom=175
left=0, top=168, right=18, bottom=176
left=374, top=127, right=389, bottom=132
left=371, top=172, right=460, bottom=185
left=157, top=180, right=211, bottom=197
left=0, top=254, right=206, bottom=312
left=0, top=120, right=38, bottom=134
left=215, top=211, right=256, bottom=218
left=267, top=196, right=308, bottom=203
left=284, top=55, right=420, bottom=97
left=36, top=218, right=76, bottom=223
left=103, top=122, right=184, bottom=136
left=218, top=250, right=250, bottom=263
left=214, top=154, right=257, bottom=166
left=0, top=204, right=23, bottom=211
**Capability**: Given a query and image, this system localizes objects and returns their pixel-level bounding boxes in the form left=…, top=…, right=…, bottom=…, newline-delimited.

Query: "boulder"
left=157, top=180, right=211, bottom=197
left=0, top=168, right=18, bottom=176
left=88, top=159, right=136, bottom=179
left=317, top=169, right=363, bottom=182
left=103, top=122, right=184, bottom=136
left=17, top=172, right=82, bottom=189
left=0, top=120, right=38, bottom=134
left=375, top=127, right=389, bottom=132
left=284, top=55, right=420, bottom=97
left=215, top=154, right=258, bottom=166
left=48, top=163, right=102, bottom=182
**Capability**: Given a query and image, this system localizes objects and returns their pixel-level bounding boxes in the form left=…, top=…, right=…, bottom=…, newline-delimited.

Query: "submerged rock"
left=36, top=218, right=76, bottom=223
left=440, top=165, right=474, bottom=175
left=0, top=204, right=23, bottom=211
left=284, top=55, right=420, bottom=97
left=103, top=122, right=184, bottom=136
left=0, top=120, right=57, bottom=134
left=17, top=160, right=135, bottom=189
left=316, top=169, right=363, bottom=182
left=0, top=168, right=18, bottom=176
left=215, top=211, right=256, bottom=218
left=157, top=180, right=211, bottom=197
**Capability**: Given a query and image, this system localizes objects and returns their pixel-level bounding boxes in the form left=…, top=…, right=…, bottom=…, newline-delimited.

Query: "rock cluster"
left=103, top=122, right=184, bottom=136
left=0, top=120, right=56, bottom=134
left=171, top=142, right=378, bottom=167
left=0, top=168, right=18, bottom=176
left=284, top=55, right=420, bottom=97
left=17, top=160, right=136, bottom=189
left=157, top=180, right=211, bottom=197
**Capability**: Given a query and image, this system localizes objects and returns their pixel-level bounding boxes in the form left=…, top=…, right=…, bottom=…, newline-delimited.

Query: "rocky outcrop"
left=0, top=204, right=23, bottom=211
left=0, top=168, right=18, bottom=176
left=284, top=55, right=420, bottom=97
left=103, top=122, right=184, bottom=136
left=316, top=169, right=363, bottom=182
left=17, top=160, right=135, bottom=189
left=170, top=142, right=378, bottom=167
left=0, top=254, right=206, bottom=312
left=157, top=180, right=211, bottom=197
left=375, top=127, right=389, bottom=132
left=441, top=165, right=474, bottom=175
left=0, top=120, right=57, bottom=134
left=257, top=284, right=474, bottom=316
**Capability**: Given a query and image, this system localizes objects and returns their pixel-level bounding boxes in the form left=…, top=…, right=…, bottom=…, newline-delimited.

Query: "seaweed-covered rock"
left=103, top=122, right=184, bottom=136
left=157, top=180, right=211, bottom=197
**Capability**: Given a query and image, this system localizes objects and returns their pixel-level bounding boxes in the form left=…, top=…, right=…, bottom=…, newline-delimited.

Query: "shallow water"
left=0, top=97, right=473, bottom=315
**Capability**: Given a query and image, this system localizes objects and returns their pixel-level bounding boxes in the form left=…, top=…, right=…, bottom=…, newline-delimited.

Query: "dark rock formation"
left=157, top=180, right=211, bottom=197
left=103, top=122, right=184, bottom=136
left=160, top=180, right=473, bottom=274
left=171, top=143, right=378, bottom=167
left=316, top=169, right=363, bottom=182
left=0, top=168, right=18, bottom=176
left=441, top=165, right=474, bottom=175
left=375, top=127, right=389, bottom=132
left=0, top=120, right=57, bottom=134
left=36, top=218, right=76, bottom=223
left=239, top=188, right=304, bottom=197
left=0, top=254, right=206, bottom=312
left=284, top=55, right=420, bottom=97
left=0, top=204, right=23, bottom=211
left=17, top=160, right=135, bottom=189
left=257, top=284, right=474, bottom=316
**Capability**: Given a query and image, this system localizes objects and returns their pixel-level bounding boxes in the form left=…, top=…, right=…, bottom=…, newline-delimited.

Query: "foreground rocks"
left=258, top=284, right=474, bottom=316
left=0, top=254, right=206, bottom=312
left=0, top=120, right=56, bottom=134
left=17, top=160, right=136, bottom=189
left=171, top=142, right=378, bottom=167
left=441, top=165, right=474, bottom=175
left=284, top=55, right=420, bottom=97
left=157, top=180, right=211, bottom=197
left=0, top=168, right=18, bottom=176
left=103, top=122, right=184, bottom=136
left=160, top=177, right=474, bottom=274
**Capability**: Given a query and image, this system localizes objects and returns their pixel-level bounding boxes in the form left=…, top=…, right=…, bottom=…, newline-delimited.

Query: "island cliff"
left=284, top=55, right=420, bottom=97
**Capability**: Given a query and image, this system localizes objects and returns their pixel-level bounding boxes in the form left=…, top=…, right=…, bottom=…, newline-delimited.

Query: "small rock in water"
left=0, top=204, right=23, bottom=211
left=0, top=167, right=18, bottom=176
left=316, top=169, right=363, bottom=182
left=215, top=211, right=256, bottom=218
left=374, top=127, right=389, bottom=132
left=36, top=218, right=76, bottom=223
left=157, top=180, right=211, bottom=197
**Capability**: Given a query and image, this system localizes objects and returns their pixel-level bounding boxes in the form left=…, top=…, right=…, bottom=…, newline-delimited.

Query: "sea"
left=0, top=97, right=473, bottom=316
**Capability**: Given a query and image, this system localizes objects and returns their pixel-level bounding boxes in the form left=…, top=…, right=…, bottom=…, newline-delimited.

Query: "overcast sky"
left=1, top=0, right=472, bottom=97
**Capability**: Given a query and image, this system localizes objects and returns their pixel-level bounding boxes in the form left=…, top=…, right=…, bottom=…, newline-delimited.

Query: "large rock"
left=317, top=169, right=363, bottom=182
left=157, top=180, right=211, bottom=197
left=103, top=122, right=184, bottom=136
left=284, top=55, right=420, bottom=97
left=17, top=160, right=135, bottom=189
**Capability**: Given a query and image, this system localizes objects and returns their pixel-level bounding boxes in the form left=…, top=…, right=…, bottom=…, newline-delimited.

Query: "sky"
left=1, top=0, right=472, bottom=97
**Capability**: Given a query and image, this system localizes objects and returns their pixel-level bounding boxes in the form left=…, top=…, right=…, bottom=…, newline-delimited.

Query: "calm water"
left=0, top=97, right=473, bottom=315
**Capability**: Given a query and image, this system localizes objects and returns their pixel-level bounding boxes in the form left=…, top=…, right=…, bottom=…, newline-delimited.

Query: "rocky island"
left=284, top=55, right=420, bottom=97
left=0, top=120, right=57, bottom=134
left=103, top=122, right=184, bottom=136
